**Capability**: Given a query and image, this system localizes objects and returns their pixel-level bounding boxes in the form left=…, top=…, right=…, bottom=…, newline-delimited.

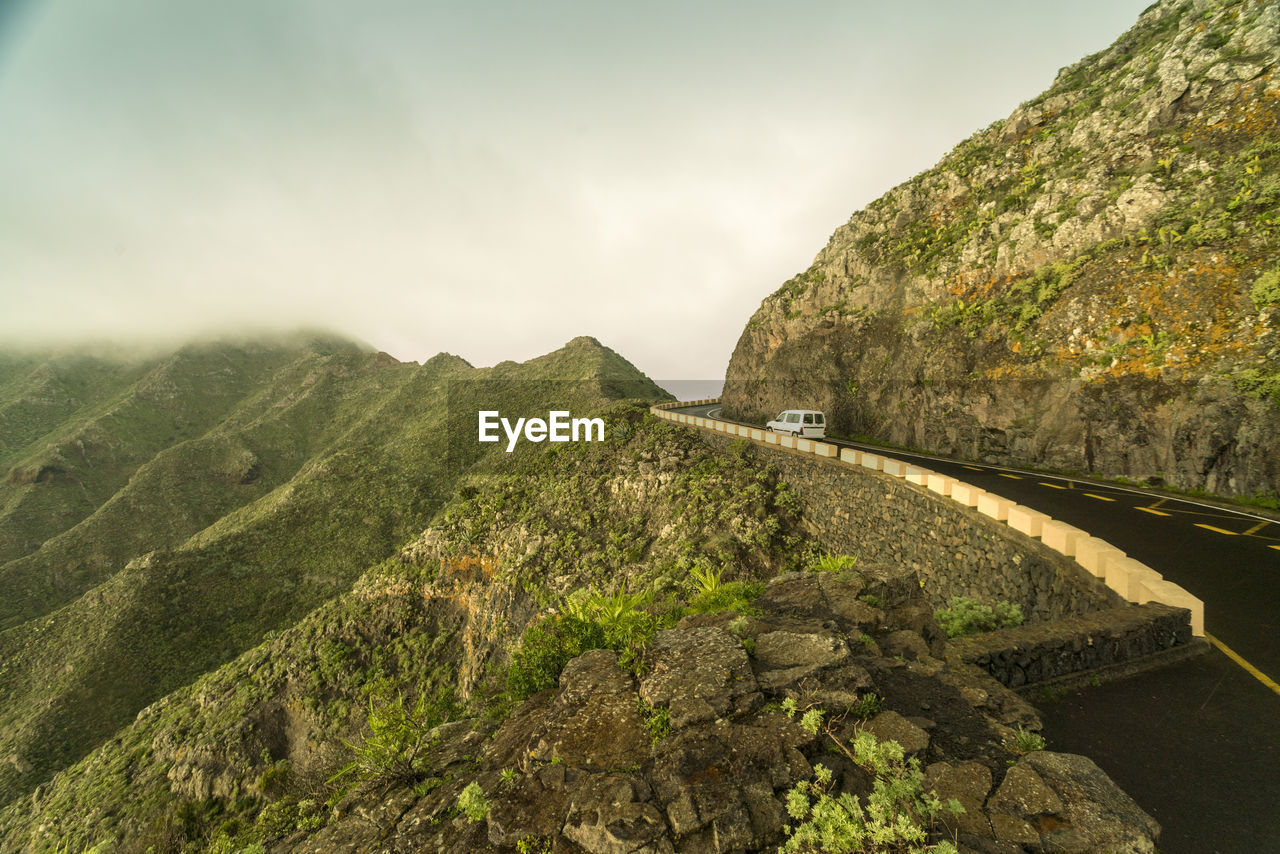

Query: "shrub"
left=457, top=782, right=490, bottom=822
left=780, top=730, right=962, bottom=853
left=560, top=586, right=661, bottom=671
left=333, top=689, right=458, bottom=784
left=1010, top=726, right=1046, bottom=754
left=934, top=597, right=1023, bottom=637
left=686, top=580, right=765, bottom=616
left=810, top=553, right=859, bottom=573
left=507, top=615, right=607, bottom=699
left=1252, top=266, right=1280, bottom=309
left=638, top=697, right=671, bottom=743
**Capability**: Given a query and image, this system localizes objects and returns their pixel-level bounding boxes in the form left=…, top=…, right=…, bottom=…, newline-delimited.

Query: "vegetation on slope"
left=0, top=404, right=806, bottom=853
left=0, top=333, right=670, bottom=814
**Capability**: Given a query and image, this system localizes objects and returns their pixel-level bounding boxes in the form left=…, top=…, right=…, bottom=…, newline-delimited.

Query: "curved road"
left=675, top=402, right=1280, bottom=853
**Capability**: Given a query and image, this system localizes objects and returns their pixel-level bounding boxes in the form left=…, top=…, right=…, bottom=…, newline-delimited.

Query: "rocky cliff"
left=724, top=0, right=1280, bottom=499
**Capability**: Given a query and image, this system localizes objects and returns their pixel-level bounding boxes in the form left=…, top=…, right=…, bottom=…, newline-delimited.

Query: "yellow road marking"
left=1206, top=633, right=1280, bottom=697
left=998, top=473, right=1022, bottom=480
left=1244, top=521, right=1270, bottom=535
left=961, top=465, right=983, bottom=471
left=1039, top=482, right=1068, bottom=490
left=1271, top=545, right=1280, bottom=552
left=1137, top=506, right=1171, bottom=516
left=1196, top=523, right=1238, bottom=536
left=1149, top=497, right=1169, bottom=509
left=1084, top=493, right=1116, bottom=502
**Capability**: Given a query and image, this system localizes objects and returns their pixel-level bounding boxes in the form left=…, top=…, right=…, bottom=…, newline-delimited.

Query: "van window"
left=815, top=414, right=824, bottom=423
left=786, top=413, right=800, bottom=423
left=803, top=413, right=814, bottom=424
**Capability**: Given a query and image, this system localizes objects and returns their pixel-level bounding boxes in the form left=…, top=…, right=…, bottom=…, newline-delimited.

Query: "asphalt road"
left=674, top=402, right=1280, bottom=853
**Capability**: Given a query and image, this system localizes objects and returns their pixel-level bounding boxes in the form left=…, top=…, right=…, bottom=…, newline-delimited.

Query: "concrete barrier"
left=926, top=474, right=957, bottom=496
left=1007, top=505, right=1050, bottom=538
left=653, top=399, right=1203, bottom=639
left=1074, top=537, right=1125, bottom=578
left=1137, top=578, right=1205, bottom=636
left=950, top=482, right=985, bottom=507
left=977, top=493, right=1014, bottom=521
left=1105, top=556, right=1152, bottom=598
left=1041, top=520, right=1088, bottom=557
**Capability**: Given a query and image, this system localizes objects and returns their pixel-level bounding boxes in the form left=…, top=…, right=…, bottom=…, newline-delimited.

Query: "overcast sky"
left=1, top=0, right=1152, bottom=389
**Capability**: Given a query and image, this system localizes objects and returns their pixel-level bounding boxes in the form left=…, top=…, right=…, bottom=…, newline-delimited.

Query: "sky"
left=0, top=0, right=1154, bottom=391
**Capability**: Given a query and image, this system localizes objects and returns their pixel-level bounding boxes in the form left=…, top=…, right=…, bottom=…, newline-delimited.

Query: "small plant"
left=638, top=697, right=671, bottom=744
left=727, top=615, right=752, bottom=637
left=507, top=615, right=608, bottom=699
left=1010, top=726, right=1046, bottom=754
left=686, top=580, right=765, bottom=616
left=1251, top=265, right=1280, bottom=309
left=780, top=696, right=799, bottom=719
left=331, top=689, right=458, bottom=785
left=849, top=693, right=881, bottom=719
left=934, top=596, right=1024, bottom=637
left=811, top=552, right=859, bottom=573
left=500, top=767, right=519, bottom=785
left=457, top=782, right=491, bottom=822
left=780, top=728, right=962, bottom=853
left=859, top=594, right=883, bottom=608
left=690, top=564, right=723, bottom=594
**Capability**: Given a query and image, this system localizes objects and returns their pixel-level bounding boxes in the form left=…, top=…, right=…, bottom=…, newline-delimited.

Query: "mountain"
left=724, top=0, right=1280, bottom=499
left=0, top=332, right=670, bottom=811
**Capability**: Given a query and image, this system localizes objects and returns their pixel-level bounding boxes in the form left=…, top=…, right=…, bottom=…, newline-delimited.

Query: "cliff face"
left=724, top=0, right=1280, bottom=497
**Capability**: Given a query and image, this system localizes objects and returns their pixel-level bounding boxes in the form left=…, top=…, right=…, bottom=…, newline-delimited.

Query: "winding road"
left=674, top=401, right=1280, bottom=853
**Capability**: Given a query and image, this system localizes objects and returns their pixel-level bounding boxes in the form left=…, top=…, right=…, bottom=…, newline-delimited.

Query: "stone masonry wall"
left=953, top=602, right=1193, bottom=689
left=703, top=434, right=1124, bottom=622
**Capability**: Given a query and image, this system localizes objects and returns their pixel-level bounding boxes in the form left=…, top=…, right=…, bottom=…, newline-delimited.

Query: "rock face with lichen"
left=724, top=0, right=1280, bottom=498
left=279, top=567, right=1161, bottom=854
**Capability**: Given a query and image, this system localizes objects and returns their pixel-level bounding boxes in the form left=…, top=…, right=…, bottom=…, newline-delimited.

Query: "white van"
left=766, top=409, right=826, bottom=438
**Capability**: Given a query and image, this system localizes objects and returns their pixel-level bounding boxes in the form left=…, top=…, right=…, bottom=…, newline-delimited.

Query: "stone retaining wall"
left=951, top=602, right=1195, bottom=690
left=651, top=400, right=1205, bottom=637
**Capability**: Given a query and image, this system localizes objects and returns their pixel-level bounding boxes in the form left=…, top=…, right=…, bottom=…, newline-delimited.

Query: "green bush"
left=685, top=580, right=765, bottom=616
left=934, top=596, right=1023, bottom=637
left=457, top=782, right=490, bottom=822
left=810, top=553, right=859, bottom=573
left=781, top=731, right=961, bottom=853
left=560, top=586, right=662, bottom=671
left=507, top=615, right=607, bottom=699
left=333, top=689, right=459, bottom=784
left=1252, top=266, right=1280, bottom=309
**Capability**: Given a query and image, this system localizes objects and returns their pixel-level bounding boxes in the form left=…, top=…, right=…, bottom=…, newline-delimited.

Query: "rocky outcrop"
left=724, top=0, right=1280, bottom=497
left=285, top=566, right=1161, bottom=853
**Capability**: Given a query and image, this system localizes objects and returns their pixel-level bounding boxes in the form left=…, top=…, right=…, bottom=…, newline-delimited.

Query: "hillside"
left=0, top=333, right=669, bottom=811
left=1, top=407, right=1159, bottom=854
left=724, top=0, right=1280, bottom=499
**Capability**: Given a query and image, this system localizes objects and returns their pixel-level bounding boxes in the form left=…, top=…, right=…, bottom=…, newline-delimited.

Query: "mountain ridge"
left=0, top=331, right=671, bottom=810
